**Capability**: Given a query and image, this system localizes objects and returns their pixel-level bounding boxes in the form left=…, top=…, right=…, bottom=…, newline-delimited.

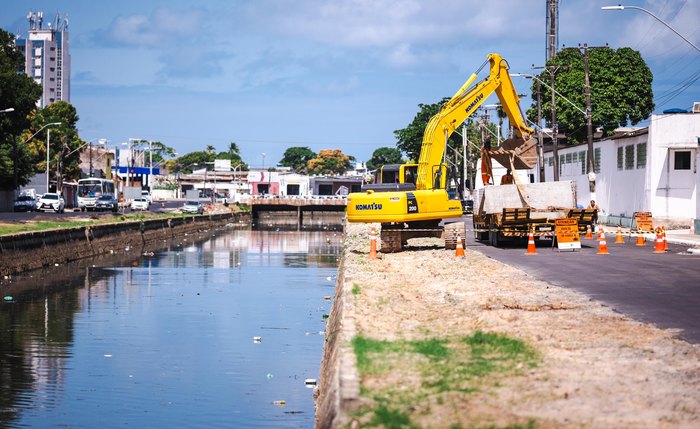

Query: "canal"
left=0, top=227, right=342, bottom=428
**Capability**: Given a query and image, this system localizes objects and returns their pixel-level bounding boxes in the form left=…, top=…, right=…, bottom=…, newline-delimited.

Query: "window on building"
left=624, top=145, right=635, bottom=170
left=580, top=151, right=587, bottom=174
left=636, top=143, right=647, bottom=168
left=594, top=148, right=601, bottom=173
left=565, top=153, right=572, bottom=164
left=674, top=151, right=691, bottom=170
left=286, top=184, right=300, bottom=195
left=617, top=146, right=623, bottom=170
left=318, top=184, right=333, bottom=195
left=547, top=157, right=553, bottom=167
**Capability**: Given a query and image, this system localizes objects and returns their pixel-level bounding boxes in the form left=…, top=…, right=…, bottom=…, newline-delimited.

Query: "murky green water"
left=0, top=228, right=342, bottom=428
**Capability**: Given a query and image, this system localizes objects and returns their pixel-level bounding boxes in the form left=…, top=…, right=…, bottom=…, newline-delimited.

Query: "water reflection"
left=0, top=228, right=341, bottom=429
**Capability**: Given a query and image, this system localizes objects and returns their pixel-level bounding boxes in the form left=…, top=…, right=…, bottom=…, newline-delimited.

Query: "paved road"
left=3, top=200, right=183, bottom=221
left=459, top=217, right=700, bottom=344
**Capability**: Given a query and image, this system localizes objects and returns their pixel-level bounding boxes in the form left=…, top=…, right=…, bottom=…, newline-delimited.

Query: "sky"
left=1, top=0, right=699, bottom=168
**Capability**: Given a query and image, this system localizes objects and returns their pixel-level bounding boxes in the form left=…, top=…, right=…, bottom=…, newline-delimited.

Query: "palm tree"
left=206, top=145, right=216, bottom=154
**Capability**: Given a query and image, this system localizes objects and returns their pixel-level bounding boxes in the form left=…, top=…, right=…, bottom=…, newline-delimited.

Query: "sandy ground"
left=341, top=223, right=700, bottom=429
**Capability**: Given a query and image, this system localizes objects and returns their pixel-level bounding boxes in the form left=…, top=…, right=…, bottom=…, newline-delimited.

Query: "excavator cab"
left=363, top=164, right=418, bottom=192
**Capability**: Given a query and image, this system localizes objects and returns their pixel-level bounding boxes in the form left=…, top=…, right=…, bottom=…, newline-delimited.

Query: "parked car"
left=36, top=193, right=65, bottom=213
left=182, top=200, right=204, bottom=214
left=131, top=197, right=150, bottom=211
left=141, top=190, right=152, bottom=203
left=95, top=194, right=119, bottom=212
left=13, top=195, right=36, bottom=212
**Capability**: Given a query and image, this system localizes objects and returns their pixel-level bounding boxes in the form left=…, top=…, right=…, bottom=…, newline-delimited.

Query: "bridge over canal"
left=244, top=195, right=347, bottom=230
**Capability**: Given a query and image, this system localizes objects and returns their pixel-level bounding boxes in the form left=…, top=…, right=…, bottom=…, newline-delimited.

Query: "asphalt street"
left=460, top=217, right=700, bottom=345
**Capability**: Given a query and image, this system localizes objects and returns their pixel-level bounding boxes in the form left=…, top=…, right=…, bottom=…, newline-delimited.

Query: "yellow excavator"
left=346, top=53, right=538, bottom=252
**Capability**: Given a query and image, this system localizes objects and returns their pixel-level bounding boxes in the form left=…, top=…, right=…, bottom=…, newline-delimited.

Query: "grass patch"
left=352, top=283, right=361, bottom=295
left=352, top=331, right=539, bottom=428
left=0, top=212, right=199, bottom=236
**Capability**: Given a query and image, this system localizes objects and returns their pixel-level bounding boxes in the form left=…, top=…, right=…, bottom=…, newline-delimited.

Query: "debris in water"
left=326, top=276, right=332, bottom=281
left=266, top=373, right=274, bottom=379
left=272, top=400, right=286, bottom=406
left=104, top=354, right=113, bottom=358
left=253, top=336, right=262, bottom=343
left=54, top=263, right=59, bottom=266
left=322, top=314, right=329, bottom=319
left=3, top=296, right=13, bottom=301
left=304, top=378, right=317, bottom=387
left=323, top=296, right=331, bottom=301
left=284, top=411, right=304, bottom=414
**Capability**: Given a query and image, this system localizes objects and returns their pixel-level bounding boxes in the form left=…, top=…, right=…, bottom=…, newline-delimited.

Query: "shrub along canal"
left=0, top=227, right=342, bottom=428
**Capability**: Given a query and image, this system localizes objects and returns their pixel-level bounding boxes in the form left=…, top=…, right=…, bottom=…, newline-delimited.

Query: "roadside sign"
left=555, top=218, right=581, bottom=250
left=634, top=212, right=654, bottom=232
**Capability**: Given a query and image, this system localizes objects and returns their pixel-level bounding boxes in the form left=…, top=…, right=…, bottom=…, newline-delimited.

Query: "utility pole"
left=547, top=0, right=558, bottom=61
left=536, top=79, right=545, bottom=182
left=550, top=67, right=559, bottom=181
left=89, top=142, right=93, bottom=177
left=583, top=43, right=596, bottom=195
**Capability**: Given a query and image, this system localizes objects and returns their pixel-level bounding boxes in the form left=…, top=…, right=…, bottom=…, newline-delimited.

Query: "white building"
left=542, top=109, right=700, bottom=228
left=15, top=11, right=71, bottom=108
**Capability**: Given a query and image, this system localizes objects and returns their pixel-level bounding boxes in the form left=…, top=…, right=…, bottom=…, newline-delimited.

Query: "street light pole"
left=602, top=5, right=700, bottom=54
left=33, top=122, right=62, bottom=193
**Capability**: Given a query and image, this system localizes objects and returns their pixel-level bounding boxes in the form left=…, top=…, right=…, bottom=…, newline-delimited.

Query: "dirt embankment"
left=317, top=223, right=700, bottom=429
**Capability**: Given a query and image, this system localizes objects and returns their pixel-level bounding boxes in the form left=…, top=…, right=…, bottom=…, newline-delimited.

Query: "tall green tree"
left=279, top=146, right=316, bottom=173
left=307, top=149, right=351, bottom=175
left=22, top=101, right=82, bottom=192
left=0, top=28, right=42, bottom=190
left=366, top=147, right=403, bottom=171
left=216, top=141, right=247, bottom=169
left=175, top=151, right=215, bottom=173
left=527, top=47, right=654, bottom=142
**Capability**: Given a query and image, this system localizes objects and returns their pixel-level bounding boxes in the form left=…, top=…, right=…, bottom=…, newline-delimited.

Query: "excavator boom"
left=416, top=53, right=535, bottom=190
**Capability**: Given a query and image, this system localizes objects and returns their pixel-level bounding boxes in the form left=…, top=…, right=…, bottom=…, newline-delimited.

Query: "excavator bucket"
left=488, top=137, right=538, bottom=170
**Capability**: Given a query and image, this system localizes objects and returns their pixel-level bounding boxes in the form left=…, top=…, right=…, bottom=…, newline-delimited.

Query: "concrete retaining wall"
left=0, top=213, right=250, bottom=278
left=315, top=227, right=360, bottom=429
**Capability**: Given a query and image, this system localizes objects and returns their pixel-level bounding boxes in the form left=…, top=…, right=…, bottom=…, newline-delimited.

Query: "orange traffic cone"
left=585, top=225, right=593, bottom=239
left=369, top=227, right=378, bottom=259
left=653, top=229, right=665, bottom=254
left=525, top=230, right=537, bottom=255
left=455, top=233, right=465, bottom=257
left=614, top=226, right=625, bottom=244
left=662, top=226, right=669, bottom=251
left=597, top=229, right=609, bottom=254
left=635, top=232, right=645, bottom=246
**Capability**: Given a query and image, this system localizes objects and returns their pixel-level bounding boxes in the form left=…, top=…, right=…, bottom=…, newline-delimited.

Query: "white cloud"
left=108, top=8, right=205, bottom=47
left=251, top=0, right=541, bottom=48
left=387, top=43, right=418, bottom=68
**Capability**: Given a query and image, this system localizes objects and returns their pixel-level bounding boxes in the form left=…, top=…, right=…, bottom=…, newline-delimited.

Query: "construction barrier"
left=369, top=227, right=377, bottom=259
left=597, top=230, right=609, bottom=255
left=455, top=233, right=465, bottom=257
left=525, top=231, right=537, bottom=255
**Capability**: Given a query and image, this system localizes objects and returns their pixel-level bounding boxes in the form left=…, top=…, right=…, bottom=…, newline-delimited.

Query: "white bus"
left=77, top=178, right=116, bottom=211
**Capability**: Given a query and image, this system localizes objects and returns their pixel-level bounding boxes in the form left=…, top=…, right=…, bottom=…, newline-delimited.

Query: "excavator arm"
left=416, top=53, right=536, bottom=190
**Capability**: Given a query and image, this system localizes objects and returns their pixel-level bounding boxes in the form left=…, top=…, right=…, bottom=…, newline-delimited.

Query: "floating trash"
left=322, top=314, right=329, bottom=319
left=323, top=296, right=331, bottom=301
left=266, top=373, right=274, bottom=379
left=272, top=400, right=286, bottom=406
left=304, top=378, right=317, bottom=387
left=104, top=354, right=113, bottom=358
left=3, top=296, right=13, bottom=301
left=253, top=336, right=262, bottom=343
left=54, top=263, right=59, bottom=266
